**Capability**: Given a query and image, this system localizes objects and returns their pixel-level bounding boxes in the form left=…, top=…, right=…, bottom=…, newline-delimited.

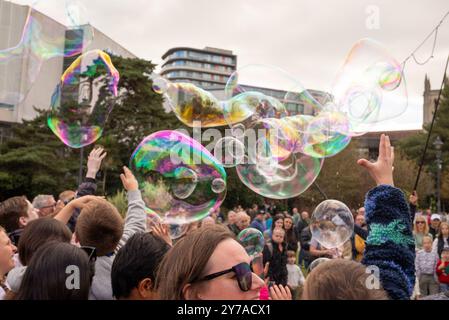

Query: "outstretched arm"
left=358, top=134, right=415, bottom=300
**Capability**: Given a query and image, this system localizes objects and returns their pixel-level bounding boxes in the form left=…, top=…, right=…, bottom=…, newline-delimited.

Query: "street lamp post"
left=433, top=136, right=443, bottom=214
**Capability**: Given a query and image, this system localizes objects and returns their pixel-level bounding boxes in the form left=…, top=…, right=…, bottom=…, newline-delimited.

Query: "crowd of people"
left=0, top=135, right=448, bottom=300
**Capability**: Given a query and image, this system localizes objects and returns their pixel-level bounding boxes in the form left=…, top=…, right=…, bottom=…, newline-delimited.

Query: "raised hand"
left=357, top=134, right=394, bottom=186
left=151, top=222, right=173, bottom=247
left=86, top=147, right=107, bottom=179
left=120, top=166, right=138, bottom=191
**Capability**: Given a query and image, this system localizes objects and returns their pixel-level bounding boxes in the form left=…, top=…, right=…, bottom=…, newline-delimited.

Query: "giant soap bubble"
left=130, top=130, right=227, bottom=225
left=0, top=0, right=94, bottom=106
left=47, top=50, right=119, bottom=148
left=310, top=199, right=354, bottom=249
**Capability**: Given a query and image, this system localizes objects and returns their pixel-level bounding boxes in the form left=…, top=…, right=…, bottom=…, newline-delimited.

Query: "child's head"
left=111, top=232, right=171, bottom=300
left=272, top=227, right=285, bottom=244
left=287, top=250, right=296, bottom=264
left=422, top=236, right=433, bottom=252
left=75, top=198, right=124, bottom=256
left=441, top=248, right=449, bottom=261
left=18, top=218, right=72, bottom=265
left=303, top=259, right=389, bottom=300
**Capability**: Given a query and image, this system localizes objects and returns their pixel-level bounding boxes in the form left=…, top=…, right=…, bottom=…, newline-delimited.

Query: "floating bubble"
left=145, top=207, right=162, bottom=231
left=332, top=38, right=408, bottom=134
left=310, top=199, right=354, bottom=249
left=236, top=152, right=323, bottom=199
left=237, top=228, right=265, bottom=257
left=309, top=257, right=331, bottom=271
left=0, top=0, right=94, bottom=106
left=168, top=223, right=188, bottom=240
left=301, top=111, right=352, bottom=158
left=47, top=50, right=119, bottom=148
left=130, top=130, right=227, bottom=225
left=213, top=136, right=245, bottom=168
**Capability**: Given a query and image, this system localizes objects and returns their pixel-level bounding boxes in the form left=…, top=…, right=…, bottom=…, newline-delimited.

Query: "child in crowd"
left=436, top=247, right=449, bottom=293
left=286, top=250, right=305, bottom=299
left=54, top=166, right=146, bottom=300
left=263, top=227, right=288, bottom=286
left=415, top=236, right=439, bottom=297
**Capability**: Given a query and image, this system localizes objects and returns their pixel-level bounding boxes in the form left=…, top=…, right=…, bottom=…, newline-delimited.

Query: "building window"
left=224, top=57, right=233, bottom=64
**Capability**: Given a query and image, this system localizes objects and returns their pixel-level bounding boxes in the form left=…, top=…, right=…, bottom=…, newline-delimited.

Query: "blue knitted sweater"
left=361, top=185, right=416, bottom=300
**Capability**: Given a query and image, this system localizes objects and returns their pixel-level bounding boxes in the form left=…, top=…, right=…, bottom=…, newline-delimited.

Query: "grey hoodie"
left=89, top=189, right=146, bottom=300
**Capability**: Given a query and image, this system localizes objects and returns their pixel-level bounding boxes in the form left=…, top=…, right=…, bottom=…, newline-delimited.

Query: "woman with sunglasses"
left=156, top=224, right=265, bottom=300
left=414, top=215, right=433, bottom=251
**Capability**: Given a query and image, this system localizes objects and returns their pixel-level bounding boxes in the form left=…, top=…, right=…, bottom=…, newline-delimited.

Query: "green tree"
left=399, top=84, right=449, bottom=207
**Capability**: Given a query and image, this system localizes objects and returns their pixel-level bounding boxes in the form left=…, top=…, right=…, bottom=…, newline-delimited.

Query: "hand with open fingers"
left=357, top=134, right=394, bottom=186
left=151, top=222, right=173, bottom=246
left=120, top=166, right=138, bottom=191
left=269, top=284, right=292, bottom=300
left=87, top=147, right=107, bottom=178
left=409, top=191, right=418, bottom=206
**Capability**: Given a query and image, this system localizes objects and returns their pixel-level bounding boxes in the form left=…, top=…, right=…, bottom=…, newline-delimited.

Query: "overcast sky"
left=12, top=0, right=449, bottom=130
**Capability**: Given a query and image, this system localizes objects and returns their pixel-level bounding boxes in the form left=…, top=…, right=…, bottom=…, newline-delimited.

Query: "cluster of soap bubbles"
left=0, top=0, right=93, bottom=106
left=151, top=38, right=407, bottom=201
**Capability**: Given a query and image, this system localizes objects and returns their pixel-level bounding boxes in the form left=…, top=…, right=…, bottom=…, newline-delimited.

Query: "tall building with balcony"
left=160, top=47, right=237, bottom=89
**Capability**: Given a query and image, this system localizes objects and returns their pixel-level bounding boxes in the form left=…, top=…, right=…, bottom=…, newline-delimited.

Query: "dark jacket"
left=263, top=242, right=288, bottom=286
left=67, top=177, right=97, bottom=232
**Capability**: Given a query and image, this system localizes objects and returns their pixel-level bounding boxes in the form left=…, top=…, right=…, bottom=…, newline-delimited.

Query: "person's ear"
left=72, top=233, right=80, bottom=246
left=182, top=283, right=201, bottom=300
left=137, top=278, right=154, bottom=299
left=18, top=216, right=28, bottom=228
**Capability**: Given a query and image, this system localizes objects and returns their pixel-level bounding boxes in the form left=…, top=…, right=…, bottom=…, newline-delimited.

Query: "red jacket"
left=436, top=260, right=449, bottom=284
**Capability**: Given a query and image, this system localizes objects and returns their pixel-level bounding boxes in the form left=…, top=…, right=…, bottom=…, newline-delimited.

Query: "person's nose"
left=251, top=273, right=265, bottom=291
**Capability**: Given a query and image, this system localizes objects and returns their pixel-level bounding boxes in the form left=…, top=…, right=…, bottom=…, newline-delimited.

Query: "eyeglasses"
left=40, top=203, right=57, bottom=210
left=196, top=262, right=253, bottom=292
left=416, top=221, right=426, bottom=225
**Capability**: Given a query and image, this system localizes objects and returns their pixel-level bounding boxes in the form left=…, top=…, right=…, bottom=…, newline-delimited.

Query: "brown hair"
left=302, top=259, right=388, bottom=300
left=156, top=224, right=234, bottom=300
left=0, top=196, right=29, bottom=232
left=18, top=218, right=72, bottom=265
left=75, top=198, right=123, bottom=256
left=287, top=250, right=296, bottom=258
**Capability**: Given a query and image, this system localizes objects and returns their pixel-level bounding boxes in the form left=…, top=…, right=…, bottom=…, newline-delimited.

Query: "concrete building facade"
left=0, top=0, right=136, bottom=142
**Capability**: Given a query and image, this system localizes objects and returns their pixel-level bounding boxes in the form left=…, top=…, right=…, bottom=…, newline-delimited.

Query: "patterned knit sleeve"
left=361, top=185, right=416, bottom=300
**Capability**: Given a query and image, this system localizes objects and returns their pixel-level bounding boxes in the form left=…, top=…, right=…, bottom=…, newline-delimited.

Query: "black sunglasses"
left=416, top=221, right=426, bottom=224
left=197, top=262, right=253, bottom=292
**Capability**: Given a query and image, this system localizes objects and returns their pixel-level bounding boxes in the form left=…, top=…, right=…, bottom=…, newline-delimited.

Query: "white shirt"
left=287, top=264, right=305, bottom=288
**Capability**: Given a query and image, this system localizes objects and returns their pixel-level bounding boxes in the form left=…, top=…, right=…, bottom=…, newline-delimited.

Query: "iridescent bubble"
left=145, top=207, right=162, bottom=231
left=309, top=257, right=331, bottom=271
left=332, top=38, right=408, bottom=133
left=213, top=137, right=245, bottom=168
left=130, top=130, right=227, bottom=225
left=301, top=111, right=352, bottom=158
left=310, top=199, right=354, bottom=249
left=168, top=223, right=188, bottom=240
left=236, top=152, right=323, bottom=199
left=47, top=50, right=119, bottom=148
left=0, top=0, right=94, bottom=105
left=237, top=228, right=265, bottom=257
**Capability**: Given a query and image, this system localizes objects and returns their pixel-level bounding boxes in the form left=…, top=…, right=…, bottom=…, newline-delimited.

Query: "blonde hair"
left=413, top=215, right=429, bottom=235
